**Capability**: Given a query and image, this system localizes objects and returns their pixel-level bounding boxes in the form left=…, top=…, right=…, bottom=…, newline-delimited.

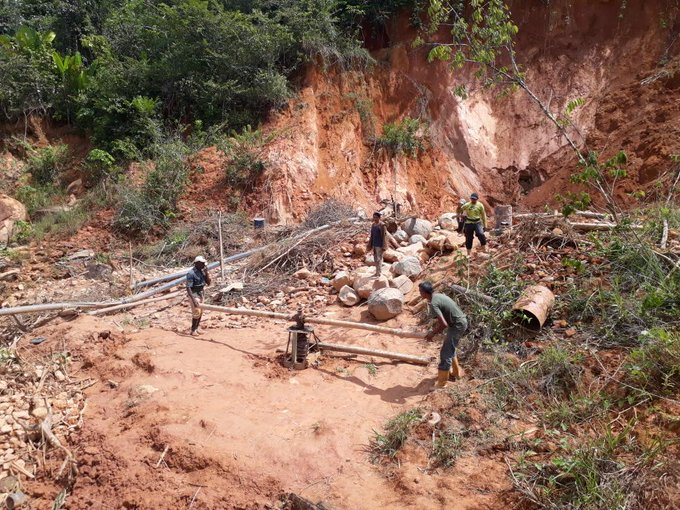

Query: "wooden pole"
left=199, top=304, right=427, bottom=339
left=449, top=284, right=495, bottom=305
left=128, top=241, right=134, bottom=291
left=316, top=342, right=430, bottom=365
left=218, top=210, right=225, bottom=281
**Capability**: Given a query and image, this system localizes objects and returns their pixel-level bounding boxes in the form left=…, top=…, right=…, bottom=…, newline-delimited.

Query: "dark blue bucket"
left=253, top=217, right=265, bottom=229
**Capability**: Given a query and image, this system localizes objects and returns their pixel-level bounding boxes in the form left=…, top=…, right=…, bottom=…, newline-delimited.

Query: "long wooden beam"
left=316, top=342, right=430, bottom=365
left=199, top=304, right=427, bottom=339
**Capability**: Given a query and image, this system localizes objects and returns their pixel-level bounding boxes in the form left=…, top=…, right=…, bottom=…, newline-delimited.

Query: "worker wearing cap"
left=187, top=256, right=211, bottom=335
left=456, top=198, right=467, bottom=233
left=461, top=192, right=487, bottom=255
left=419, top=281, right=467, bottom=389
left=367, top=212, right=387, bottom=276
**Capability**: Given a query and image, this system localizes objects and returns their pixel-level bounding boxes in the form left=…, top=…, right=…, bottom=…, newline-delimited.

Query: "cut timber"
left=661, top=219, right=669, bottom=250
left=316, top=342, right=430, bottom=365
left=569, top=222, right=642, bottom=231
left=89, top=290, right=183, bottom=316
left=449, top=284, right=495, bottom=305
left=199, top=304, right=427, bottom=339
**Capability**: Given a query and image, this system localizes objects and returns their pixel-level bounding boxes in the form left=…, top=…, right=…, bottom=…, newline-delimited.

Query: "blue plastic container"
left=253, top=217, right=266, bottom=229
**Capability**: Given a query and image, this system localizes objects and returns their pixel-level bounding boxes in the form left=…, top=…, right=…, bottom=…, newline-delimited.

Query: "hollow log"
left=512, top=285, right=555, bottom=331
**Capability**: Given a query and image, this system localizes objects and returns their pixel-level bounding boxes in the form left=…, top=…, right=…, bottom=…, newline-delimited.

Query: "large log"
left=449, top=284, right=495, bottom=305
left=316, top=342, right=430, bottom=365
left=199, top=304, right=427, bottom=339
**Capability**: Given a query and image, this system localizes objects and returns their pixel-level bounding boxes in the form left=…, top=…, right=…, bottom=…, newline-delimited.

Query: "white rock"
left=294, top=268, right=313, bottom=280
left=409, top=234, right=427, bottom=244
left=390, top=275, right=415, bottom=295
left=397, top=242, right=424, bottom=258
left=438, top=212, right=457, bottom=230
left=353, top=274, right=391, bottom=299
left=391, top=257, right=422, bottom=278
left=367, top=288, right=404, bottom=321
left=338, top=285, right=360, bottom=306
left=383, top=249, right=403, bottom=263
left=401, top=218, right=433, bottom=239
left=393, top=229, right=409, bottom=243
left=331, top=271, right=353, bottom=291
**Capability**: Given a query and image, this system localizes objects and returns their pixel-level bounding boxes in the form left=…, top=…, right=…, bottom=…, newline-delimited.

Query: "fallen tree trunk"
left=316, top=342, right=430, bottom=365
left=199, top=304, right=427, bottom=339
left=449, top=284, right=495, bottom=305
left=513, top=211, right=610, bottom=220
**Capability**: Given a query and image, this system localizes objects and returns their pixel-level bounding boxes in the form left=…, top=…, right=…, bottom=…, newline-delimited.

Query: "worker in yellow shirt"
left=460, top=192, right=487, bottom=256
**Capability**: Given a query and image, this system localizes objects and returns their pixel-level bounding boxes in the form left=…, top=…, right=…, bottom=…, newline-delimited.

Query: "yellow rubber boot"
left=449, top=357, right=465, bottom=380
left=434, top=370, right=449, bottom=389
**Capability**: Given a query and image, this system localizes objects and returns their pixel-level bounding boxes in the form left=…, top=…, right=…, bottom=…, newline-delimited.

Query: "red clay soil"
left=16, top=303, right=515, bottom=509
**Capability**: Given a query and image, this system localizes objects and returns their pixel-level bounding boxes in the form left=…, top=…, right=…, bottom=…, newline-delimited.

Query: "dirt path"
left=19, top=306, right=512, bottom=509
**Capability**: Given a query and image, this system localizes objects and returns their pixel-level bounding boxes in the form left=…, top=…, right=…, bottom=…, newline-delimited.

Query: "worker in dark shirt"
left=419, top=281, right=467, bottom=389
left=366, top=212, right=387, bottom=276
left=187, top=255, right=211, bottom=335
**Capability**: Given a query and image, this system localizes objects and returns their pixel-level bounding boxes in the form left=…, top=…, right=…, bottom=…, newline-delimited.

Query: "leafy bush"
left=10, top=219, right=33, bottom=244
left=114, top=137, right=190, bottom=235
left=371, top=408, right=422, bottom=460
left=432, top=429, right=462, bottom=467
left=31, top=206, right=88, bottom=241
left=25, top=144, right=70, bottom=185
left=14, top=184, right=58, bottom=215
left=220, top=126, right=276, bottom=192
left=626, top=328, right=680, bottom=397
left=377, top=117, right=427, bottom=157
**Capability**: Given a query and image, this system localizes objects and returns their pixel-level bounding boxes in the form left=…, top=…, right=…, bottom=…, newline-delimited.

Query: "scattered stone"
left=219, top=282, right=244, bottom=294
left=30, top=407, right=47, bottom=420
left=367, top=288, right=404, bottom=321
left=564, top=328, right=577, bottom=337
left=66, top=178, right=83, bottom=195
left=0, top=194, right=28, bottom=247
left=338, top=285, right=360, bottom=306
left=401, top=218, right=433, bottom=239
left=54, top=370, right=66, bottom=382
left=438, top=213, right=457, bottom=230
left=418, top=251, right=431, bottom=264
left=293, top=268, right=313, bottom=280
left=331, top=271, right=353, bottom=291
left=353, top=243, right=367, bottom=257
left=128, top=384, right=159, bottom=400
left=390, top=275, right=414, bottom=295
left=382, top=249, right=403, bottom=263
left=397, top=242, right=424, bottom=258
left=67, top=249, right=95, bottom=260
left=391, top=257, right=422, bottom=278
left=409, top=234, right=427, bottom=244
left=85, top=262, right=113, bottom=280
left=353, top=274, right=390, bottom=299
left=393, top=229, right=408, bottom=243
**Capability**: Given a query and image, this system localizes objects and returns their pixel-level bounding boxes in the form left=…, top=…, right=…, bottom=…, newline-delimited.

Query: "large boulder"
left=367, top=288, right=404, bottom=320
left=383, top=249, right=404, bottom=263
left=397, top=241, right=424, bottom=258
left=353, top=274, right=390, bottom=299
left=409, top=234, right=427, bottom=245
left=0, top=194, right=28, bottom=246
left=353, top=243, right=367, bottom=257
left=338, top=285, right=361, bottom=306
left=393, top=229, right=409, bottom=243
left=390, top=274, right=414, bottom=295
left=391, top=256, right=422, bottom=278
left=426, top=235, right=448, bottom=252
left=438, top=212, right=457, bottom=230
left=331, top=271, right=353, bottom=291
left=401, top=218, right=433, bottom=239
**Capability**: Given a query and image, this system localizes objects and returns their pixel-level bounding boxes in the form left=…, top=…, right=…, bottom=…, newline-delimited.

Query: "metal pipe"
left=0, top=302, right=113, bottom=316
left=89, top=290, right=183, bottom=316
left=316, top=342, right=430, bottom=365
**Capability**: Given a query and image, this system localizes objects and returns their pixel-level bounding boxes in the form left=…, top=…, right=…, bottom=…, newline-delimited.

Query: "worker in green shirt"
left=419, top=282, right=467, bottom=389
left=461, top=192, right=487, bottom=256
